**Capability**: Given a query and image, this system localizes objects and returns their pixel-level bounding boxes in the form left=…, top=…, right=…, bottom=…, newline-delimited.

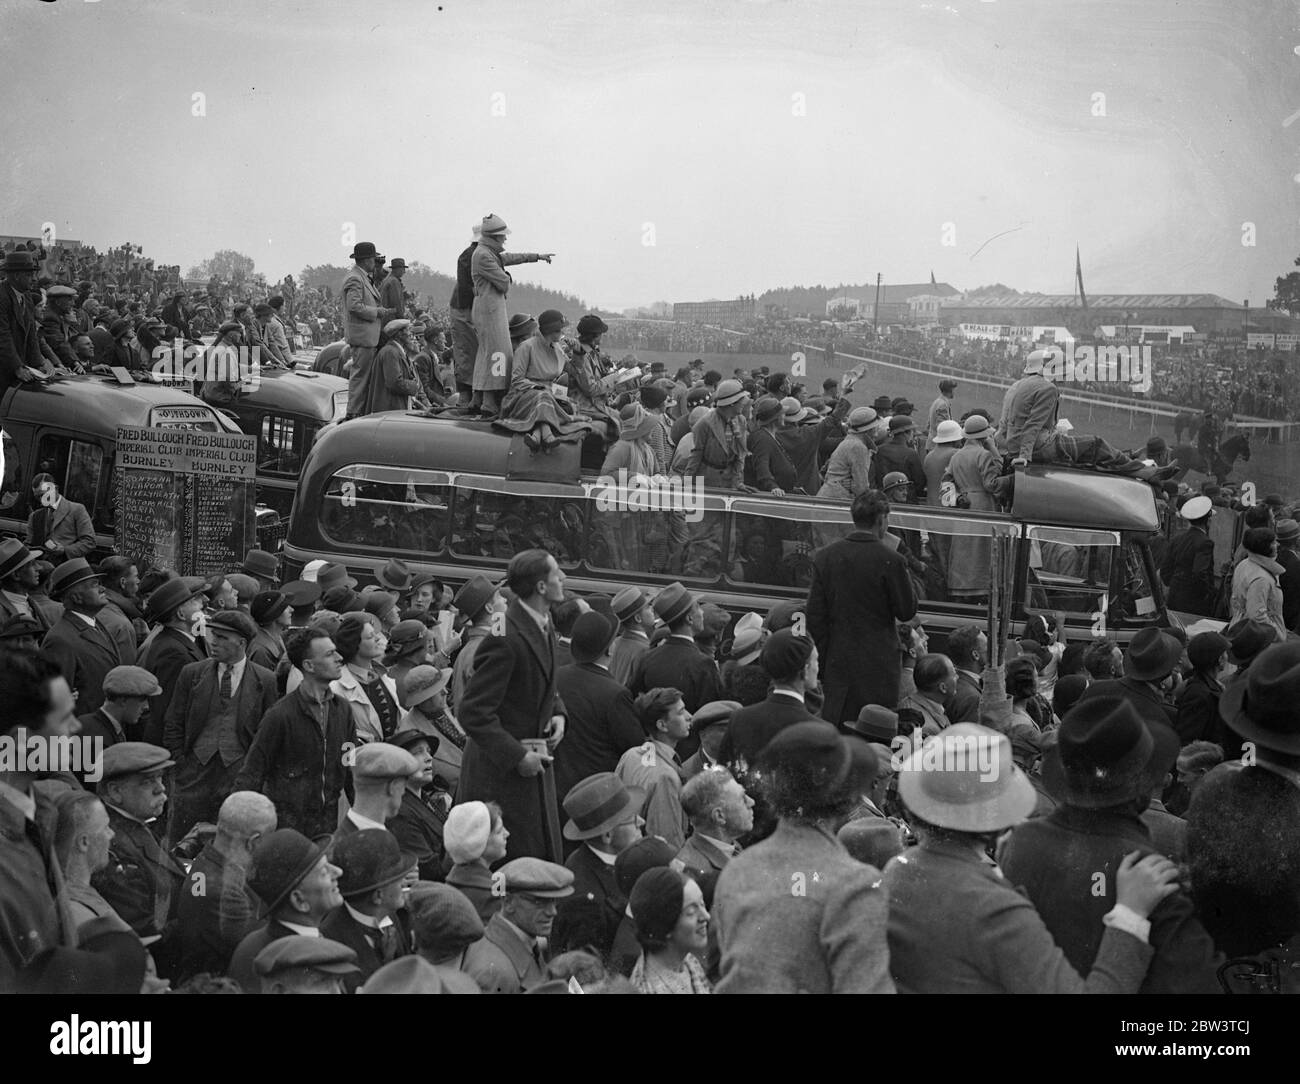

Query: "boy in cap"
left=162, top=610, right=279, bottom=844
left=461, top=857, right=574, bottom=993
left=335, top=742, right=419, bottom=838
left=78, top=665, right=160, bottom=752
left=254, top=936, right=358, bottom=994
left=607, top=586, right=655, bottom=687
left=320, top=828, right=415, bottom=991
left=616, top=688, right=691, bottom=851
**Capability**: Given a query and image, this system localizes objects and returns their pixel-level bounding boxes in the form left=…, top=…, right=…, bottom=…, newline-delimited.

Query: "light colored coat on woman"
left=470, top=237, right=512, bottom=392
left=331, top=664, right=400, bottom=744
left=1230, top=552, right=1287, bottom=642
left=943, top=438, right=1010, bottom=597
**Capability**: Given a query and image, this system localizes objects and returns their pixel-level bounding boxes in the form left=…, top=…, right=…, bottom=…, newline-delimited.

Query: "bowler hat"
left=48, top=558, right=102, bottom=599
left=332, top=829, right=415, bottom=898
left=897, top=724, right=1036, bottom=832
left=1220, top=642, right=1300, bottom=754
left=317, top=562, right=358, bottom=590
left=652, top=581, right=695, bottom=626
left=375, top=558, right=413, bottom=592
left=453, top=574, right=497, bottom=621
left=251, top=591, right=289, bottom=626
left=611, top=586, right=648, bottom=624
left=350, top=242, right=378, bottom=261
left=760, top=721, right=853, bottom=788
left=142, top=575, right=206, bottom=624
left=1, top=251, right=38, bottom=272
left=872, top=395, right=893, bottom=412
left=1044, top=694, right=1178, bottom=808
left=570, top=610, right=618, bottom=665
left=207, top=611, right=259, bottom=642
left=847, top=705, right=900, bottom=743
left=562, top=773, right=644, bottom=841
left=249, top=829, right=331, bottom=914
left=0, top=537, right=41, bottom=581
left=1122, top=628, right=1182, bottom=682
left=241, top=549, right=281, bottom=583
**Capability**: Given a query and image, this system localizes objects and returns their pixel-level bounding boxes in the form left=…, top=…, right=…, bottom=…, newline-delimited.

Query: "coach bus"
left=281, top=412, right=1176, bottom=646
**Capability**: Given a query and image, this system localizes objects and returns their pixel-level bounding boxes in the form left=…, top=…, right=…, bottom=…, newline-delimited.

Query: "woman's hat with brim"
left=1220, top=642, right=1300, bottom=755
left=847, top=406, right=878, bottom=433
left=562, top=772, right=645, bottom=841
left=898, top=724, right=1037, bottom=832
left=399, top=665, right=452, bottom=710
left=713, top=379, right=749, bottom=408
left=753, top=397, right=784, bottom=425
left=1041, top=694, right=1179, bottom=809
left=963, top=415, right=993, bottom=439
left=618, top=402, right=659, bottom=442
left=508, top=313, right=537, bottom=339
left=538, top=309, right=568, bottom=335
left=383, top=619, right=430, bottom=663
left=781, top=397, right=811, bottom=424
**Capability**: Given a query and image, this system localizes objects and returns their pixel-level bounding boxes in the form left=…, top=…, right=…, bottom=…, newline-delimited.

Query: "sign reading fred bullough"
left=115, top=426, right=258, bottom=576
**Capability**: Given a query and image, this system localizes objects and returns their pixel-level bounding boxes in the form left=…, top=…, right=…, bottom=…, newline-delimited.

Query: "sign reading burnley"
left=115, top=426, right=258, bottom=576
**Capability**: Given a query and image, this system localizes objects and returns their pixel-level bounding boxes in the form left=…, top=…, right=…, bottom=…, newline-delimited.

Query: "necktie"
left=219, top=665, right=232, bottom=701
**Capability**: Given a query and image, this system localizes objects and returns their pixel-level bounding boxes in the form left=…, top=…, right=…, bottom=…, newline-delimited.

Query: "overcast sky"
left=1, top=0, right=1294, bottom=310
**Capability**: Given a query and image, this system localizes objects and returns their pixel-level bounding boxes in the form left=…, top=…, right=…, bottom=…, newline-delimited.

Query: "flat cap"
left=407, top=883, right=485, bottom=955
left=500, top=857, right=575, bottom=898
left=100, top=742, right=174, bottom=782
left=207, top=611, right=258, bottom=642
left=102, top=665, right=162, bottom=698
left=692, top=700, right=741, bottom=731
left=46, top=284, right=77, bottom=298
left=359, top=955, right=444, bottom=994
left=352, top=742, right=419, bottom=782
left=253, top=936, right=359, bottom=978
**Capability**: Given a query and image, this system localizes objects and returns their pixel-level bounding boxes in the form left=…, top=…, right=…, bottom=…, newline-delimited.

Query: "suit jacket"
left=948, top=669, right=982, bottom=725
left=27, top=498, right=95, bottom=561
left=1078, top=676, right=1178, bottom=732
left=719, top=691, right=816, bottom=772
left=0, top=279, right=44, bottom=389
left=462, top=911, right=545, bottom=994
left=553, top=662, right=644, bottom=802
left=90, top=806, right=185, bottom=943
left=77, top=707, right=127, bottom=751
left=1160, top=526, right=1218, bottom=616
left=998, top=805, right=1222, bottom=994
left=342, top=266, right=383, bottom=348
left=227, top=918, right=299, bottom=993
left=713, top=819, right=894, bottom=994
left=628, top=636, right=722, bottom=713
left=551, top=844, right=625, bottom=958
left=175, top=842, right=263, bottom=982
left=675, top=832, right=734, bottom=881
left=41, top=612, right=121, bottom=715
left=457, top=599, right=564, bottom=861
left=319, top=904, right=412, bottom=993
left=139, top=627, right=206, bottom=747
left=379, top=274, right=405, bottom=320
left=807, top=531, right=917, bottom=726
left=247, top=627, right=284, bottom=671
left=0, top=591, right=52, bottom=634
left=162, top=658, right=278, bottom=759
left=608, top=631, right=649, bottom=688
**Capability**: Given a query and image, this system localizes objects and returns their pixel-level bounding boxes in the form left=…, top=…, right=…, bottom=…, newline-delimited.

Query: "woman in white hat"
left=883, top=724, right=1180, bottom=993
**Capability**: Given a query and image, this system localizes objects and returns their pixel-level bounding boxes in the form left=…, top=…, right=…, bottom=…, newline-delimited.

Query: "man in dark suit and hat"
left=228, top=829, right=344, bottom=993
left=627, top=582, right=722, bottom=712
left=1077, top=628, right=1181, bottom=732
left=138, top=576, right=209, bottom=746
left=342, top=241, right=395, bottom=418
left=999, top=694, right=1222, bottom=993
left=0, top=538, right=52, bottom=634
left=40, top=558, right=121, bottom=716
left=0, top=249, right=51, bottom=392
left=78, top=665, right=160, bottom=753
left=458, top=549, right=568, bottom=861
left=807, top=491, right=917, bottom=726
left=162, top=611, right=279, bottom=845
left=26, top=476, right=95, bottom=564
left=553, top=610, right=644, bottom=804
left=1159, top=495, right=1218, bottom=617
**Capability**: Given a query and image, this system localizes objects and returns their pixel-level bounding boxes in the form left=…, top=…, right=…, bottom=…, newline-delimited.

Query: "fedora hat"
left=562, top=773, right=644, bottom=841
left=1220, top=642, right=1300, bottom=754
left=611, top=586, right=649, bottom=624
left=729, top=626, right=762, bottom=664
left=48, top=558, right=102, bottom=599
left=349, top=242, right=378, bottom=261
left=0, top=538, right=41, bottom=581
left=453, top=574, right=498, bottom=622
left=2, top=251, right=38, bottom=273
left=652, top=582, right=695, bottom=626
left=897, top=724, right=1036, bottom=833
left=1043, top=694, right=1179, bottom=809
left=1225, top=618, right=1275, bottom=666
left=316, top=562, right=358, bottom=590
left=846, top=705, right=900, bottom=743
left=241, top=549, right=281, bottom=582
left=1121, top=628, right=1182, bottom=683
left=143, top=576, right=207, bottom=623
left=375, top=558, right=414, bottom=592
left=331, top=829, right=414, bottom=899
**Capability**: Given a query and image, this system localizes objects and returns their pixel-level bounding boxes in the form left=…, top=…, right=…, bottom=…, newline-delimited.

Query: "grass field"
left=618, top=348, right=1300, bottom=500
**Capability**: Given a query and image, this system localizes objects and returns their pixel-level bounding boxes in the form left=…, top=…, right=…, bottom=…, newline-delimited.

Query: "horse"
left=1170, top=432, right=1251, bottom=485
left=1173, top=409, right=1202, bottom=445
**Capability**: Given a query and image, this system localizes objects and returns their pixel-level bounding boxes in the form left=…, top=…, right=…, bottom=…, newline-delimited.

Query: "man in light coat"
left=342, top=241, right=394, bottom=418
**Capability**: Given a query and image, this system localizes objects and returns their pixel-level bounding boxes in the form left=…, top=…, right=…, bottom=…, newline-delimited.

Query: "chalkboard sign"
left=115, top=426, right=258, bottom=576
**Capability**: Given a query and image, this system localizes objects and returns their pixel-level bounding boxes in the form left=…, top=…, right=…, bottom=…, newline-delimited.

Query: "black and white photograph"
left=0, top=0, right=1296, bottom=1044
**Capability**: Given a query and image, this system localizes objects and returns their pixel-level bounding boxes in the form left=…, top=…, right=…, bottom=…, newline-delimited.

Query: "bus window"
left=727, top=512, right=815, bottom=589
left=450, top=487, right=583, bottom=568
left=320, top=472, right=450, bottom=554
left=37, top=434, right=104, bottom=520
left=258, top=414, right=311, bottom=476
left=0, top=430, right=20, bottom=511
left=584, top=484, right=729, bottom=581
left=1023, top=525, right=1118, bottom=615
left=1116, top=538, right=1159, bottom=623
